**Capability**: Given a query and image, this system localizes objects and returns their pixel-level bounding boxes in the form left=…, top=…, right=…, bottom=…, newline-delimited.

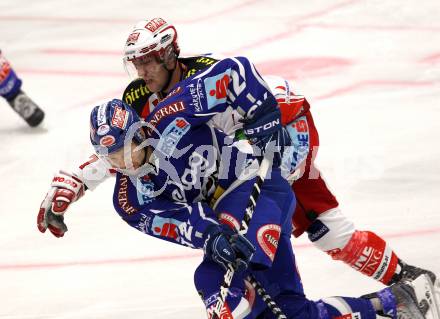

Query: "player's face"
left=132, top=54, right=168, bottom=93
left=106, top=142, right=146, bottom=171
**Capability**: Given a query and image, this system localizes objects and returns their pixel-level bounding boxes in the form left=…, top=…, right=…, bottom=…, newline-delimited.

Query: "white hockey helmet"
left=123, top=18, right=180, bottom=78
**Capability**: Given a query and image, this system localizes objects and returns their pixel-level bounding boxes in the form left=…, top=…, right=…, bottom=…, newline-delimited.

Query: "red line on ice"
left=420, top=53, right=440, bottom=64
left=176, top=0, right=262, bottom=24
left=315, top=80, right=435, bottom=100
left=1, top=227, right=439, bottom=271
left=225, top=0, right=361, bottom=55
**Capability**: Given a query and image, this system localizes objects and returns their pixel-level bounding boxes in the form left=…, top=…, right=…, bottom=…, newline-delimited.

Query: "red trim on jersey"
left=140, top=100, right=151, bottom=120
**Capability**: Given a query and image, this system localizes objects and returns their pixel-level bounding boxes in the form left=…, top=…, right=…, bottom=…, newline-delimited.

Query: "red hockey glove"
left=37, top=171, right=85, bottom=237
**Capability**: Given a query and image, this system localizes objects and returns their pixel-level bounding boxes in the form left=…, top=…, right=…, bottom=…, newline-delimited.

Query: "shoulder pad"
left=179, top=55, right=218, bottom=79
left=122, top=78, right=153, bottom=117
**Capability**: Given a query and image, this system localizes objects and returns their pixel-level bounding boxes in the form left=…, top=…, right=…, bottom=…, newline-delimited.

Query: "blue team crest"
left=157, top=117, right=191, bottom=158
left=203, top=69, right=231, bottom=110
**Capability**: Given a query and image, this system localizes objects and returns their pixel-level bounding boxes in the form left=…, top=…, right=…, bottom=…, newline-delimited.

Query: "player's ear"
left=163, top=45, right=177, bottom=69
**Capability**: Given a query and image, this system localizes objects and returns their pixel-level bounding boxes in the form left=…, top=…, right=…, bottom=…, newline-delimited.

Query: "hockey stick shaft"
left=212, top=157, right=287, bottom=319
left=246, top=274, right=287, bottom=319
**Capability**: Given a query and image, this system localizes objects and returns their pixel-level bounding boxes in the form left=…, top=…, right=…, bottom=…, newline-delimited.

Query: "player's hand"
left=37, top=171, right=85, bottom=237
left=203, top=224, right=255, bottom=272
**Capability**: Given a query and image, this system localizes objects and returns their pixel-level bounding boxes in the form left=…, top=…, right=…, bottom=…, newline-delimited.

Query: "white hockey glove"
left=37, top=171, right=85, bottom=237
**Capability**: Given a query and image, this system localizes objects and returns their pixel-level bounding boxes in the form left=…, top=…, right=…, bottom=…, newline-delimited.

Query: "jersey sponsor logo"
left=187, top=78, right=204, bottom=112
left=97, top=124, right=110, bottom=136
left=203, top=70, right=231, bottom=110
left=147, top=101, right=186, bottom=133
left=123, top=82, right=151, bottom=107
left=97, top=102, right=107, bottom=126
left=111, top=106, right=128, bottom=129
left=117, top=175, right=138, bottom=215
left=150, top=214, right=194, bottom=246
left=152, top=215, right=181, bottom=239
left=373, top=254, right=390, bottom=280
left=283, top=115, right=310, bottom=172
left=352, top=246, right=384, bottom=277
left=307, top=219, right=330, bottom=242
left=218, top=212, right=240, bottom=231
left=99, top=135, right=115, bottom=147
left=196, top=57, right=217, bottom=66
left=135, top=213, right=153, bottom=233
left=126, top=32, right=139, bottom=44
left=257, top=224, right=281, bottom=261
left=136, top=175, right=155, bottom=205
left=157, top=117, right=191, bottom=158
left=207, top=305, right=233, bottom=319
left=145, top=18, right=166, bottom=33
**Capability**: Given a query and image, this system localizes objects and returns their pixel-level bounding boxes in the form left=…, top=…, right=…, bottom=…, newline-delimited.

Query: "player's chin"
left=144, top=81, right=161, bottom=93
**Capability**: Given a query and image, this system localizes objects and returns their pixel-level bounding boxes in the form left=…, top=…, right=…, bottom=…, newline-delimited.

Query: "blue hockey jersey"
left=112, top=56, right=278, bottom=249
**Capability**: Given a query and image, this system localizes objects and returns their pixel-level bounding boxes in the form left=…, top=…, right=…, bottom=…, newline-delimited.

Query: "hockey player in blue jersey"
left=38, top=54, right=439, bottom=318
left=36, top=17, right=436, bottom=293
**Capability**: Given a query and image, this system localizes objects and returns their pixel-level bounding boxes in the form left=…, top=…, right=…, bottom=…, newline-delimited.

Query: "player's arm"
left=151, top=57, right=286, bottom=158
left=196, top=57, right=289, bottom=162
left=37, top=154, right=113, bottom=237
left=125, top=199, right=254, bottom=272
left=185, top=56, right=278, bottom=119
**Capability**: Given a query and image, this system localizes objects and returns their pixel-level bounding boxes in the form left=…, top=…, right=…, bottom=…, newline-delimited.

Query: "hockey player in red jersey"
left=37, top=16, right=436, bottom=291
left=121, top=17, right=437, bottom=287
left=0, top=50, right=45, bottom=127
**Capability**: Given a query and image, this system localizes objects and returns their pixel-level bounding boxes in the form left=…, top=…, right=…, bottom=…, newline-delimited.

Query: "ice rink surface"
left=1, top=0, right=439, bottom=318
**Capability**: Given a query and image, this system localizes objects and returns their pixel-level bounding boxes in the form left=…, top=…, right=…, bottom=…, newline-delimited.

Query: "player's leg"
left=0, top=50, right=45, bottom=127
left=194, top=259, right=252, bottom=319
left=256, top=236, right=437, bottom=319
left=291, top=111, right=435, bottom=286
left=295, top=170, right=436, bottom=286
left=194, top=213, right=438, bottom=318
left=248, top=231, right=437, bottom=319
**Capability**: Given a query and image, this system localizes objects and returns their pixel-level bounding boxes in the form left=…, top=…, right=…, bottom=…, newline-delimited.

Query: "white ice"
left=1, top=0, right=439, bottom=318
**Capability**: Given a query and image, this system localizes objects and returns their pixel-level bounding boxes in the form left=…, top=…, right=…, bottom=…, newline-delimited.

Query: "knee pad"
left=306, top=208, right=355, bottom=252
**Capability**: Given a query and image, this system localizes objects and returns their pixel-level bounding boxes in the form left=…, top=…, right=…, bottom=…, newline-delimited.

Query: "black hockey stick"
left=211, top=156, right=287, bottom=319
left=246, top=274, right=287, bottom=319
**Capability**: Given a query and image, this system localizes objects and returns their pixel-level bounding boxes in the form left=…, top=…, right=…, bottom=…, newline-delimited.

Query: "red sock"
left=328, top=230, right=399, bottom=285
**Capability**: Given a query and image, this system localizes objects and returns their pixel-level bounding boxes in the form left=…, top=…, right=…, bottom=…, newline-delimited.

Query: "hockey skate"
left=389, top=260, right=436, bottom=284
left=8, top=90, right=45, bottom=127
left=391, top=274, right=440, bottom=319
